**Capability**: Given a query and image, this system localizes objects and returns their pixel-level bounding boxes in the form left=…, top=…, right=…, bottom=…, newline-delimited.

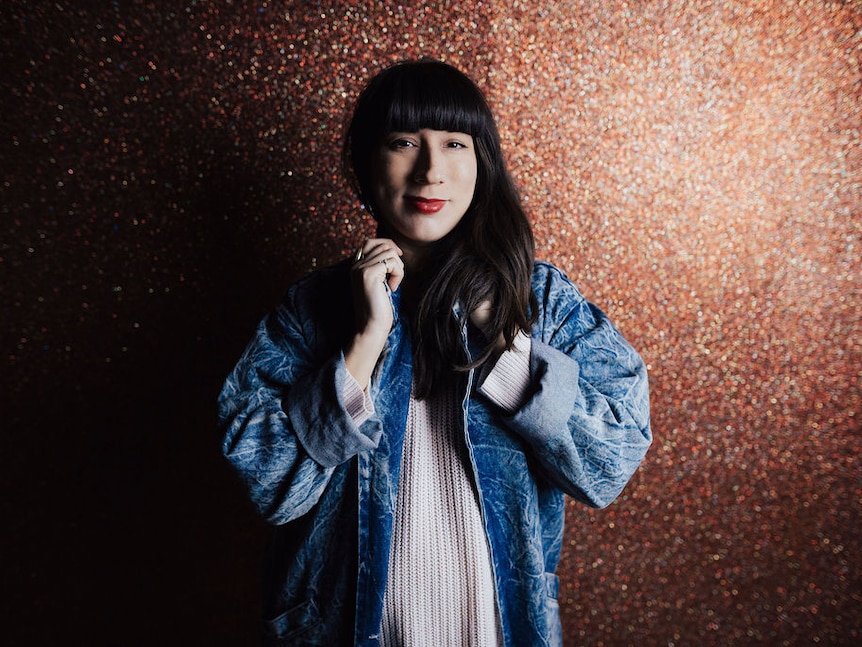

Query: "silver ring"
left=381, top=258, right=390, bottom=272
left=354, top=248, right=364, bottom=263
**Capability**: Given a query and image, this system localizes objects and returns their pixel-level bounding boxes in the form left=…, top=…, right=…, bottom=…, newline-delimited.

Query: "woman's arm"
left=218, top=282, right=383, bottom=525
left=485, top=263, right=652, bottom=508
left=220, top=239, right=405, bottom=525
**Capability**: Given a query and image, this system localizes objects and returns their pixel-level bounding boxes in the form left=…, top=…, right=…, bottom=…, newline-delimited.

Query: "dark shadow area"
left=2, top=5, right=346, bottom=635
left=3, top=169, right=296, bottom=645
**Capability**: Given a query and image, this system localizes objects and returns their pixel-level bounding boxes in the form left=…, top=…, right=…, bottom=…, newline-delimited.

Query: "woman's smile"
left=405, top=196, right=447, bottom=214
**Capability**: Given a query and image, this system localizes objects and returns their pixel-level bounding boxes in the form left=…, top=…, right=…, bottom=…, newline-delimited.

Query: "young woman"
left=219, top=59, right=651, bottom=647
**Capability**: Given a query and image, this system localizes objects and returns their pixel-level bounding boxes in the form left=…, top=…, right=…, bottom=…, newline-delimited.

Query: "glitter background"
left=3, top=1, right=860, bottom=644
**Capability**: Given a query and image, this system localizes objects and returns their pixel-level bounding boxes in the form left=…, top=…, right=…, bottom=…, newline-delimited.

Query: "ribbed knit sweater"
left=344, top=332, right=532, bottom=647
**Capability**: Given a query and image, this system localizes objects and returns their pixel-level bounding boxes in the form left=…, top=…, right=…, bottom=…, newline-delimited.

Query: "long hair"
left=344, top=59, right=537, bottom=397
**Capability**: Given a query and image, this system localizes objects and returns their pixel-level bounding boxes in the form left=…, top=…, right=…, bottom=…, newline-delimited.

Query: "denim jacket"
left=219, top=260, right=651, bottom=646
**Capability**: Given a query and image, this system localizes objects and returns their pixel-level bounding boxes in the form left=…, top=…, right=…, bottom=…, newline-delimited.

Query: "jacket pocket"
left=262, top=599, right=323, bottom=645
left=544, top=572, right=563, bottom=647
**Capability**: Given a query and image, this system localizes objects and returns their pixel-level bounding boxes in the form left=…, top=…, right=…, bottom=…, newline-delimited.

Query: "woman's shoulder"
left=531, top=260, right=586, bottom=301
left=272, top=259, right=353, bottom=326
left=282, top=259, right=351, bottom=301
left=531, top=259, right=568, bottom=281
left=530, top=260, right=599, bottom=337
left=266, top=258, right=355, bottom=347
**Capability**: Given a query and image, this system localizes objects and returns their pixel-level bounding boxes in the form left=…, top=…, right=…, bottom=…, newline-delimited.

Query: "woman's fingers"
left=354, top=238, right=402, bottom=263
left=345, top=239, right=403, bottom=388
left=350, top=239, right=404, bottom=337
left=353, top=239, right=404, bottom=292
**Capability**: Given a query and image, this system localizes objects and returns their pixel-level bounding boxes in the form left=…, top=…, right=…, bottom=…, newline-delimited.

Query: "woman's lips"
left=406, top=196, right=446, bottom=214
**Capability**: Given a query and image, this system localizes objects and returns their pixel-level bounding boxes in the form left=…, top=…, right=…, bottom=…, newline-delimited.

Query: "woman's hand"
left=344, top=238, right=404, bottom=389
left=470, top=300, right=509, bottom=356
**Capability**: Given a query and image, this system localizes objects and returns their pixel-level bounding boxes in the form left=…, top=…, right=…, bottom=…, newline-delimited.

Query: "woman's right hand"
left=344, top=238, right=404, bottom=389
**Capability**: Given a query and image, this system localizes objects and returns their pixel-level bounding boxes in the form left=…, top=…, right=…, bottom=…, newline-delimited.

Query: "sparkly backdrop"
left=3, top=1, right=860, bottom=645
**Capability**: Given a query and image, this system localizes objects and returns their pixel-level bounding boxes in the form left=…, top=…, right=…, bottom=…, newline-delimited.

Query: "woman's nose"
left=412, top=146, right=444, bottom=184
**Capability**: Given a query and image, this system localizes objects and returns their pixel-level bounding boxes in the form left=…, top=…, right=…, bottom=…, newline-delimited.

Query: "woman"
left=219, top=59, right=651, bottom=646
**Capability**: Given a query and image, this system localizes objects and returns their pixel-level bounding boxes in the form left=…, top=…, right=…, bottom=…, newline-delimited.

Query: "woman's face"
left=371, top=128, right=478, bottom=251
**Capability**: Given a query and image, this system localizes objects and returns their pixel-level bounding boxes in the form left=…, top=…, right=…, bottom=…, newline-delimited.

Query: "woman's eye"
left=447, top=140, right=469, bottom=149
left=389, top=138, right=415, bottom=149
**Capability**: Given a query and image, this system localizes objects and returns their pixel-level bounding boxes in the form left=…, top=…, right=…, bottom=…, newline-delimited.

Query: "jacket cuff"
left=288, top=354, right=382, bottom=468
left=506, top=341, right=582, bottom=444
left=478, top=331, right=533, bottom=413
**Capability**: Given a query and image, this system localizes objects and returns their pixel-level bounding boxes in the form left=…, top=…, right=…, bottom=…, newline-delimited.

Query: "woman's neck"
left=380, top=232, right=434, bottom=283
left=389, top=238, right=440, bottom=314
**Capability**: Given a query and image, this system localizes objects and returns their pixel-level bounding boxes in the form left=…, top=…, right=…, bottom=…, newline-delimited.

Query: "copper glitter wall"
left=3, top=1, right=860, bottom=644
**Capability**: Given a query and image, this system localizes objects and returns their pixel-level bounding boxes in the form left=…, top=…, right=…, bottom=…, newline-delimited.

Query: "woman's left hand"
left=470, top=300, right=508, bottom=354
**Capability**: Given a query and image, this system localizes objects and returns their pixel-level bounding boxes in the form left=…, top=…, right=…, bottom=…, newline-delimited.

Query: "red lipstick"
left=406, top=196, right=446, bottom=214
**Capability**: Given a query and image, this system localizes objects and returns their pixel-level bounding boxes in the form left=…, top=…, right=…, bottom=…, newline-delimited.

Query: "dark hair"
left=345, top=59, right=537, bottom=397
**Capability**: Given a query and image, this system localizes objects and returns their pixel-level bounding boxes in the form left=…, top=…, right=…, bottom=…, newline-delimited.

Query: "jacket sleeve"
left=500, top=264, right=652, bottom=508
left=218, top=287, right=383, bottom=525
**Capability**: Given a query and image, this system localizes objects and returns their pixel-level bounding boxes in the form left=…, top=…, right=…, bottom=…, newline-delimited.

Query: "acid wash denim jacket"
left=219, top=260, right=652, bottom=647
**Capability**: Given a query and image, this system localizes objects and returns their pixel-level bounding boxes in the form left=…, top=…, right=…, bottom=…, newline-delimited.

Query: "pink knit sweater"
left=344, top=333, right=532, bottom=646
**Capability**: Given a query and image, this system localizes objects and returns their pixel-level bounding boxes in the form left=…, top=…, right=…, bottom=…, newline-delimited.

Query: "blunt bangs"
left=377, top=66, right=490, bottom=138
